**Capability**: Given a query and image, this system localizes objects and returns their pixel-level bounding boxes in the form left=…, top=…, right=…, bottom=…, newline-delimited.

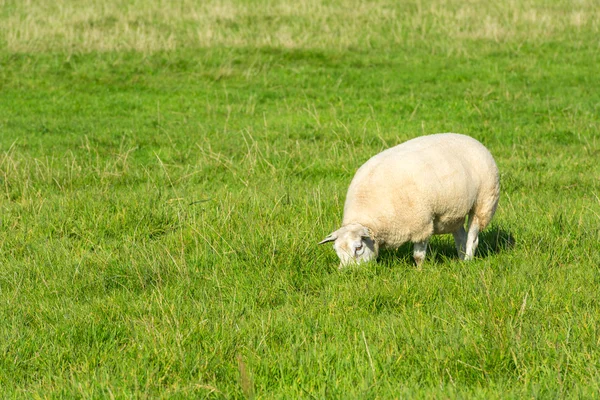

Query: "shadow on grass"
left=478, top=227, right=516, bottom=258
left=377, top=226, right=516, bottom=265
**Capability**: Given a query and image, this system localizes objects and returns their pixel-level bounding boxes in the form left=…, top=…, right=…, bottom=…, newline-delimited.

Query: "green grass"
left=1, top=0, right=600, bottom=397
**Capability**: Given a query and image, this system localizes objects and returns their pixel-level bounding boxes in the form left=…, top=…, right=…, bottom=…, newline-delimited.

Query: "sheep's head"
left=319, top=223, right=377, bottom=267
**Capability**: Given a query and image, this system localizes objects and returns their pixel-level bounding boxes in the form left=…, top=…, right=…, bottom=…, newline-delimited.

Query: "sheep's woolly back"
left=342, top=133, right=499, bottom=248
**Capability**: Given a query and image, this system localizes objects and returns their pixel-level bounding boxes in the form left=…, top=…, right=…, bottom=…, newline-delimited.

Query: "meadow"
left=1, top=0, right=599, bottom=397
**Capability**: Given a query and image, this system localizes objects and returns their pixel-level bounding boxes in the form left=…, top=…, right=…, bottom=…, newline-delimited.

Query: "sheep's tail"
left=474, top=174, right=500, bottom=230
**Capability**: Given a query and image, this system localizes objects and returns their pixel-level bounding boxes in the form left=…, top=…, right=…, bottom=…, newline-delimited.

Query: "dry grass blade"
left=237, top=354, right=255, bottom=399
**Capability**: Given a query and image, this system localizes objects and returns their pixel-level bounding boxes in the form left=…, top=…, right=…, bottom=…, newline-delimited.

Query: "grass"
left=1, top=0, right=600, bottom=397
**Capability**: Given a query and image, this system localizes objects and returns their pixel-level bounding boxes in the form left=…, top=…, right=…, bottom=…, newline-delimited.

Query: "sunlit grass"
left=1, top=0, right=599, bottom=52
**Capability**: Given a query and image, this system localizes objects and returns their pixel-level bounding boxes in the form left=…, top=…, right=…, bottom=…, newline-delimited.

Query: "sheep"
left=319, top=133, right=500, bottom=267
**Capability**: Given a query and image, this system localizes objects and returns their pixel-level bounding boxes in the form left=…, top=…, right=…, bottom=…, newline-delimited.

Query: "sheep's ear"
left=318, top=232, right=337, bottom=245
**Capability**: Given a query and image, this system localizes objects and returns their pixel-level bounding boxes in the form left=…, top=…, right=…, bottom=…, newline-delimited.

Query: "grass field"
left=1, top=0, right=600, bottom=397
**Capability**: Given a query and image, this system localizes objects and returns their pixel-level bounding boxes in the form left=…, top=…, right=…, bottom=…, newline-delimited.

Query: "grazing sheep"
left=319, top=133, right=500, bottom=267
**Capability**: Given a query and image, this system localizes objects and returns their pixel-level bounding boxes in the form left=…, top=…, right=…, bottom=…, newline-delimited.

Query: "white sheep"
left=319, top=133, right=500, bottom=267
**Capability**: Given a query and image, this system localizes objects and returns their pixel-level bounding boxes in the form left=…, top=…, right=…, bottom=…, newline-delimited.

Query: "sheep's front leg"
left=413, top=240, right=429, bottom=266
left=465, top=216, right=480, bottom=260
left=453, top=225, right=467, bottom=260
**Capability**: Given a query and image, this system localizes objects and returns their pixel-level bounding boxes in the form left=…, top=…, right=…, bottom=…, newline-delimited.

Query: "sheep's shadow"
left=377, top=226, right=515, bottom=265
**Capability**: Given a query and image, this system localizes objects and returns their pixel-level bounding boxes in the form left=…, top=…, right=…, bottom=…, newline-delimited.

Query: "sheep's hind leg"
left=413, top=240, right=429, bottom=266
left=465, top=214, right=480, bottom=260
left=452, top=225, right=467, bottom=260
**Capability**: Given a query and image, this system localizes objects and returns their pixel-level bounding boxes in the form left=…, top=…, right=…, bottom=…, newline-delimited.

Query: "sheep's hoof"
left=413, top=255, right=425, bottom=266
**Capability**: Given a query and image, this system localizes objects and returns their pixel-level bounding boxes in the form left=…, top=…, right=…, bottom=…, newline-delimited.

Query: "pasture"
left=1, top=0, right=599, bottom=397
